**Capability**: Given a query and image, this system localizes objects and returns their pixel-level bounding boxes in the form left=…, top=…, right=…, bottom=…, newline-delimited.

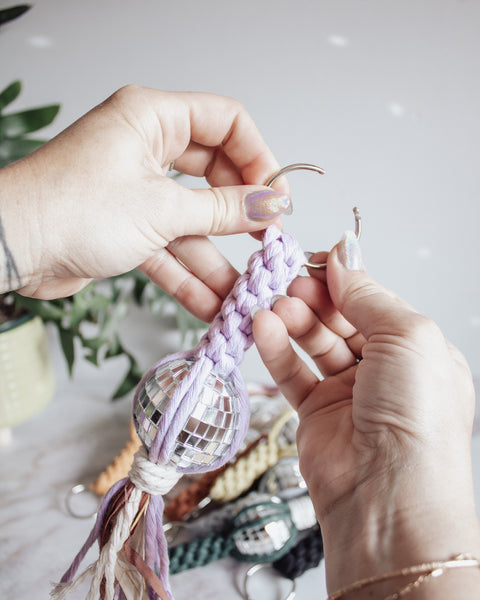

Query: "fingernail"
left=271, top=294, right=286, bottom=308
left=338, top=231, right=365, bottom=271
left=243, top=189, right=292, bottom=221
left=251, top=305, right=263, bottom=319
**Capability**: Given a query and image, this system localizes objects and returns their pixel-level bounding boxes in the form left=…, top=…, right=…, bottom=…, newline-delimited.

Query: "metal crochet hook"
left=242, top=563, right=296, bottom=600
left=265, top=162, right=361, bottom=268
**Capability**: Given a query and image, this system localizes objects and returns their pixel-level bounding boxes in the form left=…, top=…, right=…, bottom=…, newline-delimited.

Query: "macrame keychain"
left=165, top=407, right=298, bottom=521
left=52, top=163, right=344, bottom=600
left=168, top=492, right=317, bottom=574
left=166, top=456, right=314, bottom=574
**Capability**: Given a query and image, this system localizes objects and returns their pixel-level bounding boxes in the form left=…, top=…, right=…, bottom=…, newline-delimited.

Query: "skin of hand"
left=253, top=232, right=480, bottom=597
left=0, top=86, right=290, bottom=321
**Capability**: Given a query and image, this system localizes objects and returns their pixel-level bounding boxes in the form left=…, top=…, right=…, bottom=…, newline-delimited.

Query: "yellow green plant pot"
left=0, top=315, right=55, bottom=429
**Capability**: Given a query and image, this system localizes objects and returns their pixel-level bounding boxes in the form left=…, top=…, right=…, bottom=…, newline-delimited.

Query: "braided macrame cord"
left=167, top=524, right=324, bottom=578
left=273, top=526, right=324, bottom=580
left=52, top=226, right=305, bottom=600
left=167, top=491, right=318, bottom=576
left=164, top=407, right=297, bottom=522
left=209, top=407, right=297, bottom=503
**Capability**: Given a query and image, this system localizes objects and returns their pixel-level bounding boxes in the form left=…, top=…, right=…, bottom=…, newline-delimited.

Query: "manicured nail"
left=251, top=305, right=263, bottom=319
left=243, top=189, right=292, bottom=221
left=338, top=231, right=365, bottom=271
left=271, top=294, right=286, bottom=308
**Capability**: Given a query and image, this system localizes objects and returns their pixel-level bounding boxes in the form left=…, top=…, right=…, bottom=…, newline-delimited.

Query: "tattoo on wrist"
left=0, top=212, right=21, bottom=290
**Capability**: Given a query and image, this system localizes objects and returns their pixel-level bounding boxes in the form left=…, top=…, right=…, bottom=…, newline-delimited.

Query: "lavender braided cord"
left=146, top=226, right=305, bottom=469
left=141, top=227, right=304, bottom=597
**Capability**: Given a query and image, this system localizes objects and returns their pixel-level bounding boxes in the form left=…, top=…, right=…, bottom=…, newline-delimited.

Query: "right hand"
left=253, top=231, right=480, bottom=595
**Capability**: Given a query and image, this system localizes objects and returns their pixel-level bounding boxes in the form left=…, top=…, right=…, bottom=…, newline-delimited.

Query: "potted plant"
left=0, top=3, right=62, bottom=440
left=3, top=273, right=205, bottom=400
left=0, top=5, right=204, bottom=442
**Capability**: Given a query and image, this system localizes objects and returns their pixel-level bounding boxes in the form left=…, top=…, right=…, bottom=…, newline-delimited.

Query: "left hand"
left=0, top=87, right=289, bottom=320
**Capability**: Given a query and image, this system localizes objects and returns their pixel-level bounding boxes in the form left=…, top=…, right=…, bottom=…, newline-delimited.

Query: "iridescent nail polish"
left=243, top=190, right=292, bottom=221
left=338, top=230, right=365, bottom=271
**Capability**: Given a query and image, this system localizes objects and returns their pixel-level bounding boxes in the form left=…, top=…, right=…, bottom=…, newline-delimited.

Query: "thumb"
left=326, top=231, right=418, bottom=339
left=163, top=179, right=292, bottom=238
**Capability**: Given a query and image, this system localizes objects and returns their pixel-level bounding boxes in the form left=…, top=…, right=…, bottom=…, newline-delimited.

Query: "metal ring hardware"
left=265, top=163, right=361, bottom=269
left=243, top=563, right=296, bottom=600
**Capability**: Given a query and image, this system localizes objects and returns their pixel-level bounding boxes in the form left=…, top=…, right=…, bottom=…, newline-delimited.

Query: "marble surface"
left=0, top=315, right=327, bottom=600
left=1, top=308, right=480, bottom=600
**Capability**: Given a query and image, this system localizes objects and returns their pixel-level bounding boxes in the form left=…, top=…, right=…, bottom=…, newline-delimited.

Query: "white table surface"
left=1, top=307, right=479, bottom=600
left=0, top=312, right=327, bottom=600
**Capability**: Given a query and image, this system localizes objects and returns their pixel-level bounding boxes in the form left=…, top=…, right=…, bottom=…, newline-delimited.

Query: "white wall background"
left=2, top=0, right=479, bottom=385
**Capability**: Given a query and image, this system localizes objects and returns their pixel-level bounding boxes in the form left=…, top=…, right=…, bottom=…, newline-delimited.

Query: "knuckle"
left=173, top=277, right=218, bottom=323
left=109, top=84, right=144, bottom=106
left=343, top=280, right=380, bottom=311
left=408, top=313, right=442, bottom=345
left=226, top=96, right=246, bottom=116
left=172, top=276, right=196, bottom=308
left=207, top=188, right=229, bottom=235
left=222, top=99, right=248, bottom=146
left=166, top=237, right=183, bottom=255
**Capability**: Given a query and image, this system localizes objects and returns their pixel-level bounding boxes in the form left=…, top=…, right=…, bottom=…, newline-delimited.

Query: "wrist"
left=0, top=161, right=39, bottom=294
left=0, top=155, right=68, bottom=298
left=314, top=457, right=480, bottom=596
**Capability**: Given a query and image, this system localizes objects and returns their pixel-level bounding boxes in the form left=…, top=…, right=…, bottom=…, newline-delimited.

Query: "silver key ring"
left=265, top=163, right=361, bottom=269
left=65, top=484, right=99, bottom=519
left=242, top=563, right=296, bottom=600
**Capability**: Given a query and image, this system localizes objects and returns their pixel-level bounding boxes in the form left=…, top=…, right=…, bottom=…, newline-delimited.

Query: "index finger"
left=152, top=90, right=289, bottom=193
left=189, top=92, right=284, bottom=186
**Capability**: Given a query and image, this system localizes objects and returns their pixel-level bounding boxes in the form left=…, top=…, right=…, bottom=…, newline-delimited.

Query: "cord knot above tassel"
left=129, top=447, right=182, bottom=496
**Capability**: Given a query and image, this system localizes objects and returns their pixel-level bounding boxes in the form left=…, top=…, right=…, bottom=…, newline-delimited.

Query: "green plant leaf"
left=11, top=294, right=65, bottom=321
left=80, top=335, right=103, bottom=352
left=58, top=327, right=75, bottom=375
left=84, top=348, right=99, bottom=367
left=68, top=292, right=90, bottom=329
left=111, top=354, right=143, bottom=400
left=0, top=104, right=60, bottom=137
left=0, top=136, right=45, bottom=162
left=104, top=335, right=121, bottom=358
left=0, top=80, right=22, bottom=112
left=98, top=300, right=129, bottom=343
left=68, top=287, right=110, bottom=329
left=132, top=274, right=149, bottom=304
left=0, top=5, right=31, bottom=27
left=109, top=280, right=123, bottom=304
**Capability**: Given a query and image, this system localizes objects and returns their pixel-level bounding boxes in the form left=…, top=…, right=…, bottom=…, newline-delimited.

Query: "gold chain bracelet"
left=327, top=553, right=480, bottom=600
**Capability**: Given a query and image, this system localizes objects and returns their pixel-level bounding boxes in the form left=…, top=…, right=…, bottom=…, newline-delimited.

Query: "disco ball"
left=231, top=493, right=297, bottom=561
left=133, top=358, right=241, bottom=470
